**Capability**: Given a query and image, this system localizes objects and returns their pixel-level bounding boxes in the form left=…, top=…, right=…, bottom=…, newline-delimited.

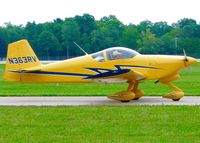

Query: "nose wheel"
left=162, top=82, right=184, bottom=101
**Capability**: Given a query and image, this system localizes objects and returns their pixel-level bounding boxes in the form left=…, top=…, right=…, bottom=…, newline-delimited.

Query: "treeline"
left=0, top=14, right=200, bottom=60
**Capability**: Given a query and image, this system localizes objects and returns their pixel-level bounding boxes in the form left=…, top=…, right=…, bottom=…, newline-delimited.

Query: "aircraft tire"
left=172, top=98, right=181, bottom=101
left=121, top=100, right=130, bottom=103
left=133, top=98, right=140, bottom=100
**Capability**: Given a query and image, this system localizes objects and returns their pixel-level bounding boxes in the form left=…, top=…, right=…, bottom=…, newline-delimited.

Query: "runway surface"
left=0, top=96, right=200, bottom=106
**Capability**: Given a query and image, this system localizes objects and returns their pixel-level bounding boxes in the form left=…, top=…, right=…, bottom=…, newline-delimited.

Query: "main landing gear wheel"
left=133, top=98, right=140, bottom=100
left=132, top=89, right=144, bottom=100
left=121, top=100, right=131, bottom=103
left=107, top=91, right=135, bottom=102
left=107, top=80, right=144, bottom=102
left=172, top=98, right=181, bottom=101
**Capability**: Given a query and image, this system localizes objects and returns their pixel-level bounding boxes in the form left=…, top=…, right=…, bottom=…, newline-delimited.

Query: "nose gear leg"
left=162, top=82, right=184, bottom=101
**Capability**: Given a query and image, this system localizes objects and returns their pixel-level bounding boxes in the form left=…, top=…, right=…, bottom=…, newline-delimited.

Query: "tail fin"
left=3, top=39, right=41, bottom=82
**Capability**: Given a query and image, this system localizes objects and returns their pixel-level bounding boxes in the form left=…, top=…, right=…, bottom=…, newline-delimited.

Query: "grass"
left=0, top=64, right=200, bottom=143
left=0, top=106, right=200, bottom=143
left=0, top=63, right=200, bottom=96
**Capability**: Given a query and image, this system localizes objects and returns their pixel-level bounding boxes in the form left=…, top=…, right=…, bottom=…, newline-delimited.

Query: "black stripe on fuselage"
left=116, top=65, right=160, bottom=70
left=10, top=71, right=91, bottom=77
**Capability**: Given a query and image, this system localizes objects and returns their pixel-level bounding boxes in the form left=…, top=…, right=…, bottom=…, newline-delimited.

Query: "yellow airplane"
left=3, top=39, right=197, bottom=102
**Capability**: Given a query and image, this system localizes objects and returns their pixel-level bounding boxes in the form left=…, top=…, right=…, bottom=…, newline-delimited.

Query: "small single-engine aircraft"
left=3, top=40, right=197, bottom=102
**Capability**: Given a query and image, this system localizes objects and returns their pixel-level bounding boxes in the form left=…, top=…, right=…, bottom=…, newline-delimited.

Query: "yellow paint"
left=3, top=39, right=197, bottom=102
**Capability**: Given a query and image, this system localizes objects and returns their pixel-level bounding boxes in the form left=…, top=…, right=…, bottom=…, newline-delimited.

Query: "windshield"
left=91, top=51, right=105, bottom=62
left=106, top=47, right=140, bottom=60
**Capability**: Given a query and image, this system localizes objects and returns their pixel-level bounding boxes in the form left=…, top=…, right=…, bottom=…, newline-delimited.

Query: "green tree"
left=61, top=19, right=81, bottom=58
left=160, top=28, right=182, bottom=54
left=90, top=25, right=110, bottom=52
left=99, top=15, right=124, bottom=47
left=137, top=29, right=162, bottom=54
left=37, top=31, right=61, bottom=60
left=178, top=37, right=200, bottom=56
left=5, top=23, right=24, bottom=42
left=1, top=15, right=200, bottom=59
left=120, top=24, right=139, bottom=49
left=24, top=22, right=44, bottom=54
left=0, top=27, right=9, bottom=58
left=74, top=14, right=96, bottom=35
left=151, top=22, right=172, bottom=37
left=137, top=20, right=153, bottom=33
left=177, top=18, right=196, bottom=29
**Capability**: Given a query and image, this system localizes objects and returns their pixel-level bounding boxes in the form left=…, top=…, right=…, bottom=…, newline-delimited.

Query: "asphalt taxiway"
left=0, top=96, right=200, bottom=106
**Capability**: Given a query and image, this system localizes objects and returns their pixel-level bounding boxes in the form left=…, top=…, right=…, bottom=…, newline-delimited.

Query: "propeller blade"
left=183, top=49, right=188, bottom=62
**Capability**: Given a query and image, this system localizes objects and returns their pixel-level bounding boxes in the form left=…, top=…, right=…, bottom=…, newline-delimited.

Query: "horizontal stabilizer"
left=10, top=65, right=43, bottom=73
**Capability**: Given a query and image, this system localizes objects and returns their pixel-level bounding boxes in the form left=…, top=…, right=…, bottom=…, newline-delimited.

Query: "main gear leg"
left=107, top=81, right=135, bottom=102
left=107, top=81, right=144, bottom=102
left=131, top=81, right=144, bottom=100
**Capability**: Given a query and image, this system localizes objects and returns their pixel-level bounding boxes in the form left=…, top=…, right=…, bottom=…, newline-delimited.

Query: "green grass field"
left=0, top=63, right=200, bottom=96
left=1, top=106, right=200, bottom=143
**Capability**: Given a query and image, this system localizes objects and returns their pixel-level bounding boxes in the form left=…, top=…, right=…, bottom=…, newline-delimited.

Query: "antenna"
left=73, top=42, right=88, bottom=55
left=175, top=37, right=178, bottom=55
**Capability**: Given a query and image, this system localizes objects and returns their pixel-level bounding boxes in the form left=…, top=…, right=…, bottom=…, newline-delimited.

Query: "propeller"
left=182, top=49, right=192, bottom=70
left=183, top=49, right=189, bottom=67
left=183, top=49, right=188, bottom=62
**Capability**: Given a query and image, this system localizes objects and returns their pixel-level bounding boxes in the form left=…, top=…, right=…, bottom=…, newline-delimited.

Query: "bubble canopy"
left=91, top=47, right=140, bottom=62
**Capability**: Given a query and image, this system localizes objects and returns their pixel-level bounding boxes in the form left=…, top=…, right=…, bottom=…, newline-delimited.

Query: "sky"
left=0, top=0, right=200, bottom=26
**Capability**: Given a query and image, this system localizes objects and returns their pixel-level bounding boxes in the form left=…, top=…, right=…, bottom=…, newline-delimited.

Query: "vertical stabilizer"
left=3, top=39, right=41, bottom=81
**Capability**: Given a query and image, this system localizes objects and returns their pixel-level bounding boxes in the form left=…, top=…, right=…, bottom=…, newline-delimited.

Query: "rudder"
left=3, top=39, right=41, bottom=81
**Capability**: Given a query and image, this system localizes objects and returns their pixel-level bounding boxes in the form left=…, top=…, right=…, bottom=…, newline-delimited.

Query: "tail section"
left=3, top=39, right=41, bottom=82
